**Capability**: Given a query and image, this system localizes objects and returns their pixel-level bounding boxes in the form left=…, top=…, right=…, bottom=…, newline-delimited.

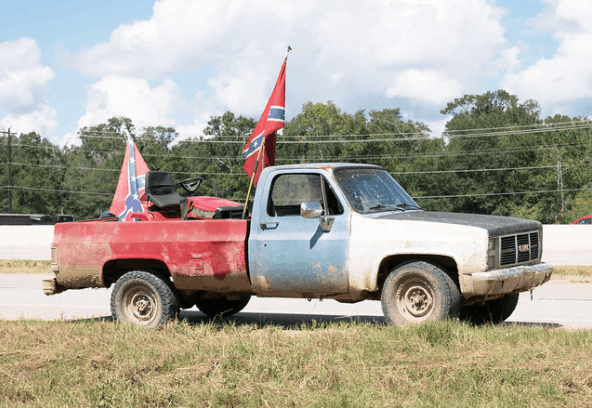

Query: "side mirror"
left=301, top=202, right=323, bottom=219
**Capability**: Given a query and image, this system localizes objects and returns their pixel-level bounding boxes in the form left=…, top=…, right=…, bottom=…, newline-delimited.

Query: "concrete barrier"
left=0, top=225, right=590, bottom=263
left=0, top=226, right=55, bottom=260
left=542, top=225, right=592, bottom=250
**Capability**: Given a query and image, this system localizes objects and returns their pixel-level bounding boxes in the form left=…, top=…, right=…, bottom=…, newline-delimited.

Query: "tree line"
left=1, top=90, right=591, bottom=223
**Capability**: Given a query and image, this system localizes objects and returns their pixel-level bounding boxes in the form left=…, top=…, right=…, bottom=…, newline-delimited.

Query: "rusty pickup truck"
left=45, top=163, right=553, bottom=327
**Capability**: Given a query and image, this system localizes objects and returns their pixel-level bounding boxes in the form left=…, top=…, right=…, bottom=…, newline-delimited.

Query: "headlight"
left=487, top=237, right=498, bottom=269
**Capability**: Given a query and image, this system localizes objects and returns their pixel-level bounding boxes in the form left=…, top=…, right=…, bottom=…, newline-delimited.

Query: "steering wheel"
left=176, top=177, right=203, bottom=193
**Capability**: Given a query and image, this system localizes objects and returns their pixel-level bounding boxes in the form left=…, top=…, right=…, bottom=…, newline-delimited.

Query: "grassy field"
left=1, top=319, right=591, bottom=408
left=1, top=262, right=592, bottom=406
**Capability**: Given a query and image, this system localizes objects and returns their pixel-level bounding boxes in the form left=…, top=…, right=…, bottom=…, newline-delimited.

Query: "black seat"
left=145, top=171, right=183, bottom=211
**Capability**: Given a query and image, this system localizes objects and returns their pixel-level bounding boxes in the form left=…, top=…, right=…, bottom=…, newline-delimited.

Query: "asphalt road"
left=1, top=274, right=591, bottom=329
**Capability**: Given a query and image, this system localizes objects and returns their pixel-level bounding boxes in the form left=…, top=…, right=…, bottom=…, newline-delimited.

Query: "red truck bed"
left=52, top=218, right=251, bottom=293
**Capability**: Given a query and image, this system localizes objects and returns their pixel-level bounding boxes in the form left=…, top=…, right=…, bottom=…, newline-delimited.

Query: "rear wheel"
left=381, top=261, right=460, bottom=325
left=195, top=293, right=251, bottom=318
left=460, top=293, right=520, bottom=325
left=111, top=270, right=179, bottom=328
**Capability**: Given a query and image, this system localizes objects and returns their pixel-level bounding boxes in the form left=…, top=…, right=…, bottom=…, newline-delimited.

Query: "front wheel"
left=460, top=293, right=520, bottom=325
left=381, top=261, right=461, bottom=325
left=110, top=270, right=179, bottom=328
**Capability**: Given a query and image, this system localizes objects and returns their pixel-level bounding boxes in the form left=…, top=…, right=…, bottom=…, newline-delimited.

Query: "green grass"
left=0, top=260, right=52, bottom=274
left=552, top=265, right=592, bottom=283
left=1, top=319, right=591, bottom=407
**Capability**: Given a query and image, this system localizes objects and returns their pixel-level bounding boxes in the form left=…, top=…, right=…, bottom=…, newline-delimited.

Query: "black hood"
left=375, top=211, right=542, bottom=236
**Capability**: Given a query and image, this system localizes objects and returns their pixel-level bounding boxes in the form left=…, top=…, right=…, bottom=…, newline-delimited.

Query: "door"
left=249, top=172, right=349, bottom=295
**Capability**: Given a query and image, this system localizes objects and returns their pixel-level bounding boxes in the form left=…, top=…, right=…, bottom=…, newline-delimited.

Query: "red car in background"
left=572, top=216, right=592, bottom=225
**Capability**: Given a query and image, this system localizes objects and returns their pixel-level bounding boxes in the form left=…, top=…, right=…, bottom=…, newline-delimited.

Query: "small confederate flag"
left=109, top=129, right=150, bottom=221
left=242, top=56, right=286, bottom=185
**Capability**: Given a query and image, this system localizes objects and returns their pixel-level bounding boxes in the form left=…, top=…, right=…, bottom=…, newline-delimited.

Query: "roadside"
left=2, top=272, right=592, bottom=330
left=2, top=260, right=590, bottom=283
left=0, top=260, right=51, bottom=274
left=551, top=265, right=592, bottom=283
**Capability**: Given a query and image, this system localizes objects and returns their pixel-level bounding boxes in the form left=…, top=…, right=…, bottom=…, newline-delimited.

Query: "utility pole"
left=557, top=158, right=565, bottom=221
left=1, top=128, right=12, bottom=213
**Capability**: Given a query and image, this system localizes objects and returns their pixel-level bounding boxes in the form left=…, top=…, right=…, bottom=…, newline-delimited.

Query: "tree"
left=168, top=112, right=256, bottom=202
left=439, top=90, right=543, bottom=217
left=282, top=101, right=367, bottom=162
left=61, top=117, right=131, bottom=219
left=1, top=132, right=64, bottom=214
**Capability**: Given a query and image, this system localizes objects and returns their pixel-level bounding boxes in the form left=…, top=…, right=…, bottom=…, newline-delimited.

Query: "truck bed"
left=51, top=218, right=251, bottom=293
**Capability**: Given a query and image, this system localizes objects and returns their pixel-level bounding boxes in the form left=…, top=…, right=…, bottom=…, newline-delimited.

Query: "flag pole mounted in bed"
left=241, top=47, right=290, bottom=219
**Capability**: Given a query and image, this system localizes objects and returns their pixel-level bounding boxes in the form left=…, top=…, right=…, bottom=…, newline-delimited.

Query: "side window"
left=267, top=174, right=344, bottom=217
left=324, top=179, right=344, bottom=215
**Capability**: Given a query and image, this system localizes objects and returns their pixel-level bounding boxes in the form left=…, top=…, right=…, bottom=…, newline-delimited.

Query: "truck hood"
left=375, top=211, right=541, bottom=236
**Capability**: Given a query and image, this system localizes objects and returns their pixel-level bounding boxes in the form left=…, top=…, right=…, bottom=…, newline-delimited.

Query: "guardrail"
left=0, top=225, right=590, bottom=261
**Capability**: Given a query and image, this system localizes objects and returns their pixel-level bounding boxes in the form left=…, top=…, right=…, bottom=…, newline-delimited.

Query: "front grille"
left=499, top=230, right=541, bottom=266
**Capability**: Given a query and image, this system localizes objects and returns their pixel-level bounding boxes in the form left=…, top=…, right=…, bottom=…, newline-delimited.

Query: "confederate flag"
left=242, top=56, right=286, bottom=185
left=109, top=129, right=150, bottom=220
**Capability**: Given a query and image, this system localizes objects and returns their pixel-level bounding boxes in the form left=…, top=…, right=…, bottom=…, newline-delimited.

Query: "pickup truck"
left=44, top=163, right=553, bottom=327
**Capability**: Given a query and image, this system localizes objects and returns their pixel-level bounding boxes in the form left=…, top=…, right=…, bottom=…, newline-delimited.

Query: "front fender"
left=348, top=215, right=488, bottom=299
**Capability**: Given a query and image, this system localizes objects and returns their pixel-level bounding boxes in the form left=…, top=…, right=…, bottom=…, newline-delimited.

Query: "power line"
left=5, top=160, right=588, bottom=176
left=7, top=186, right=113, bottom=196
left=2, top=159, right=588, bottom=177
left=415, top=187, right=592, bottom=200
left=391, top=165, right=556, bottom=175
left=442, top=119, right=592, bottom=134
left=3, top=161, right=247, bottom=176
left=71, top=120, right=591, bottom=143
left=6, top=184, right=592, bottom=202
left=76, top=118, right=592, bottom=138
left=11, top=140, right=592, bottom=162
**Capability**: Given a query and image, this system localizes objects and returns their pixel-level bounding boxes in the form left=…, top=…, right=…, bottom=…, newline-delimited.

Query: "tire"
left=460, top=293, right=520, bottom=325
left=110, top=270, right=179, bottom=328
left=381, top=261, right=461, bottom=325
left=195, top=293, right=251, bottom=318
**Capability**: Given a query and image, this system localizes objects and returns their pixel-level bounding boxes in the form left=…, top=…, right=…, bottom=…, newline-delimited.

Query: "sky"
left=1, top=0, right=591, bottom=146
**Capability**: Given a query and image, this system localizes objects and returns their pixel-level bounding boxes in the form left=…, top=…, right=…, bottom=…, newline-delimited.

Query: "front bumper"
left=468, top=263, right=553, bottom=297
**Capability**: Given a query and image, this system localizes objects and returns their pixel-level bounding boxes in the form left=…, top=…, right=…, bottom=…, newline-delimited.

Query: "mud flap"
left=42, top=278, right=66, bottom=295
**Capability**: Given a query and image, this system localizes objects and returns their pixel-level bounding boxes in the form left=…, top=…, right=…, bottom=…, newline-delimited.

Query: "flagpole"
left=241, top=134, right=267, bottom=219
left=241, top=46, right=291, bottom=220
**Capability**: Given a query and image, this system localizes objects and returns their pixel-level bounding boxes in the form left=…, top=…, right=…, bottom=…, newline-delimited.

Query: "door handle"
left=260, top=222, right=279, bottom=230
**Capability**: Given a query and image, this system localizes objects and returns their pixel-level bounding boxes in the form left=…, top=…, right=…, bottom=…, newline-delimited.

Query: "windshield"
left=334, top=168, right=420, bottom=214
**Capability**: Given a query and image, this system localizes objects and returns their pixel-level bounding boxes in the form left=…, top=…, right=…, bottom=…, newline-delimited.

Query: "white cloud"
left=175, top=112, right=216, bottom=141
left=76, top=76, right=181, bottom=131
left=502, top=0, right=592, bottom=113
left=424, top=116, right=450, bottom=139
left=0, top=38, right=56, bottom=134
left=65, top=0, right=509, bottom=134
left=0, top=104, right=58, bottom=136
left=386, top=70, right=462, bottom=106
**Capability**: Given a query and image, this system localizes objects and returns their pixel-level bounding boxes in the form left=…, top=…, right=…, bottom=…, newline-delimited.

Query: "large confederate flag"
left=242, top=56, right=286, bottom=185
left=109, top=130, right=150, bottom=220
